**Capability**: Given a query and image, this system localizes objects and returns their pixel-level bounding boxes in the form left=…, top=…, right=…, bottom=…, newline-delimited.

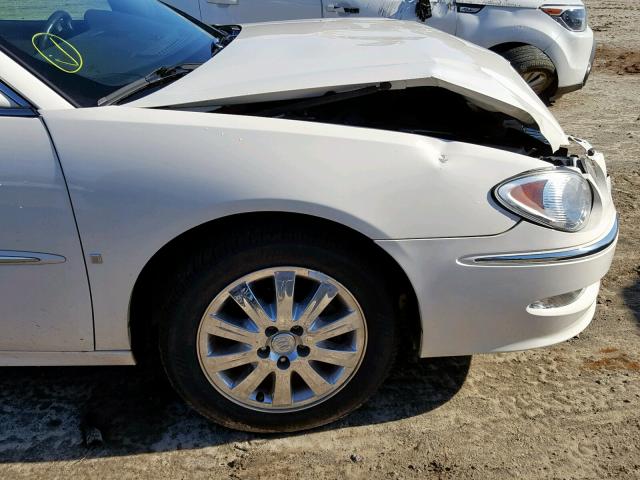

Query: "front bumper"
left=377, top=141, right=617, bottom=358
left=378, top=215, right=617, bottom=357
left=546, top=26, right=596, bottom=97
left=553, top=35, right=597, bottom=98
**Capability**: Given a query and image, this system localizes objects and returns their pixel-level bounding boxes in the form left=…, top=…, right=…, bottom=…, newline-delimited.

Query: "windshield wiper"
left=98, top=63, right=201, bottom=106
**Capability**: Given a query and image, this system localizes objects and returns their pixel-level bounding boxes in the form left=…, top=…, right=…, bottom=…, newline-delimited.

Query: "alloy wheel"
left=522, top=70, right=553, bottom=94
left=196, top=267, right=367, bottom=412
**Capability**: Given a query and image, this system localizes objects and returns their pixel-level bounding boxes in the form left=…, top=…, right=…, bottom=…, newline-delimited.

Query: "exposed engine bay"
left=213, top=85, right=562, bottom=159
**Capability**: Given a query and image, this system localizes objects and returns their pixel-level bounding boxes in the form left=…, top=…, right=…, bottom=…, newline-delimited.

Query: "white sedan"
left=0, top=0, right=616, bottom=432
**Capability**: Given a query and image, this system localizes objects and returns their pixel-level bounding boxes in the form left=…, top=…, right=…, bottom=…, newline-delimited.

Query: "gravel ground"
left=1, top=1, right=639, bottom=478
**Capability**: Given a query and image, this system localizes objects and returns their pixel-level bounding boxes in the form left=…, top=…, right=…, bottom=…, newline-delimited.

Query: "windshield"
left=0, top=0, right=222, bottom=107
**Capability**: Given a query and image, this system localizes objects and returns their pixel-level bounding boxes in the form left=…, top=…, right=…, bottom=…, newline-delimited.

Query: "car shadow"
left=0, top=355, right=470, bottom=463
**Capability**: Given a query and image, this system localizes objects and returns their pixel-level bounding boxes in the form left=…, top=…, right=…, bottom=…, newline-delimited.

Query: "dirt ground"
left=1, top=1, right=639, bottom=478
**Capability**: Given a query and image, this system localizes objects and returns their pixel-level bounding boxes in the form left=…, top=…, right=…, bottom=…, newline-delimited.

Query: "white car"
left=165, top=0, right=596, bottom=99
left=0, top=1, right=616, bottom=432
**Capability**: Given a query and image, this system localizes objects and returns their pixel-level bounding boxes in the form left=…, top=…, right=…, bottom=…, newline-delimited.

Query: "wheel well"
left=489, top=42, right=530, bottom=54
left=129, top=212, right=421, bottom=365
left=489, top=42, right=558, bottom=98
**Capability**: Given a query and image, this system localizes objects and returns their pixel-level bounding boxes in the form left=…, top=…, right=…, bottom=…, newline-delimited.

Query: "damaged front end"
left=214, top=83, right=560, bottom=159
left=130, top=19, right=570, bottom=153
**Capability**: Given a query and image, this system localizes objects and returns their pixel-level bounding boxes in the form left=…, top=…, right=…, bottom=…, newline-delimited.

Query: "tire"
left=157, top=226, right=398, bottom=432
left=500, top=45, right=557, bottom=99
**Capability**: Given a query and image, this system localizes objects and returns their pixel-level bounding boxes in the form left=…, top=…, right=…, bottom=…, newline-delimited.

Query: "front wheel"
left=157, top=230, right=398, bottom=432
left=501, top=45, right=557, bottom=98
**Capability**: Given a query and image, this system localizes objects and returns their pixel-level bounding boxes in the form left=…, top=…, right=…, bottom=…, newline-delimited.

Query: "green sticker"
left=32, top=33, right=83, bottom=74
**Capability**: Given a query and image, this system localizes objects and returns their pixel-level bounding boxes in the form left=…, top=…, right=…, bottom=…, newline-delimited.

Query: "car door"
left=0, top=83, right=93, bottom=351
left=197, top=0, right=322, bottom=25
left=321, top=0, right=458, bottom=34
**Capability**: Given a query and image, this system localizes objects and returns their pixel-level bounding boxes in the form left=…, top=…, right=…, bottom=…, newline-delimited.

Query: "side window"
left=2, top=1, right=111, bottom=20
left=0, top=91, right=15, bottom=108
left=0, top=82, right=35, bottom=116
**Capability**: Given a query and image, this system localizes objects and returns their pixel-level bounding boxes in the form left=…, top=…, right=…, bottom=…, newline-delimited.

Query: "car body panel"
left=455, top=5, right=594, bottom=89
left=458, top=0, right=583, bottom=7
left=378, top=215, right=617, bottom=356
left=164, top=0, right=593, bottom=96
left=0, top=51, right=74, bottom=110
left=0, top=6, right=615, bottom=365
left=322, top=0, right=457, bottom=33
left=0, top=115, right=93, bottom=351
left=456, top=6, right=558, bottom=52
left=200, top=0, right=321, bottom=24
left=130, top=19, right=569, bottom=151
left=41, top=105, right=552, bottom=350
left=542, top=25, right=595, bottom=89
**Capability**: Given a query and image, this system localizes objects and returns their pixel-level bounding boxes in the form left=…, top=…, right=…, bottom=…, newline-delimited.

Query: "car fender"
left=42, top=106, right=547, bottom=350
left=458, top=0, right=584, bottom=7
left=456, top=6, right=559, bottom=53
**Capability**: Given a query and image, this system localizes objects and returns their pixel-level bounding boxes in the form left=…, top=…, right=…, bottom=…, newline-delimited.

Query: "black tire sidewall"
left=501, top=45, right=556, bottom=96
left=159, top=240, right=397, bottom=432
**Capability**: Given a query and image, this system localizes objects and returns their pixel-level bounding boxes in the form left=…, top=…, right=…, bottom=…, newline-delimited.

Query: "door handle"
left=326, top=4, right=360, bottom=14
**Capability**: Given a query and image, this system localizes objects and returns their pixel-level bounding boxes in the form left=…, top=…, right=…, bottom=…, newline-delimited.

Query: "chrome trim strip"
left=461, top=217, right=618, bottom=266
left=0, top=251, right=66, bottom=265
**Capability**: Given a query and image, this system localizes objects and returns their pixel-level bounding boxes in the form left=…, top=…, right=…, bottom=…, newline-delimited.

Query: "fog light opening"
left=528, top=288, right=585, bottom=310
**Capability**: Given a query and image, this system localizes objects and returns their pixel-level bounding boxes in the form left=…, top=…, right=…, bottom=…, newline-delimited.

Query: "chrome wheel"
left=197, top=267, right=367, bottom=412
left=522, top=70, right=553, bottom=94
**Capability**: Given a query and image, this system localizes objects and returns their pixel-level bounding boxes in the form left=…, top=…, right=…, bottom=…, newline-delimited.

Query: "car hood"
left=130, top=18, right=568, bottom=151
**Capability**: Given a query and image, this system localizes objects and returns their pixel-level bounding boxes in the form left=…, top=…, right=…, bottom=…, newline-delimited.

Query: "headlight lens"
left=495, top=169, right=592, bottom=232
left=541, top=5, right=587, bottom=32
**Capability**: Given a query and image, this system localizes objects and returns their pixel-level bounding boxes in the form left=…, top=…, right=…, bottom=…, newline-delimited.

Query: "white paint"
left=163, top=0, right=594, bottom=93
left=465, top=0, right=583, bottom=8
left=131, top=19, right=569, bottom=151
left=0, top=12, right=615, bottom=364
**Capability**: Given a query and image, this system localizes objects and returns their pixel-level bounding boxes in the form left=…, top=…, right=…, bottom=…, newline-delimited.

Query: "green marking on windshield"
left=32, top=33, right=84, bottom=74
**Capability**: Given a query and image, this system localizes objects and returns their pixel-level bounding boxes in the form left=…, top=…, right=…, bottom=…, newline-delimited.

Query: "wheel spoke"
left=205, top=350, right=257, bottom=372
left=308, top=311, right=360, bottom=343
left=295, top=361, right=332, bottom=396
left=229, top=282, right=273, bottom=330
left=522, top=71, right=549, bottom=93
left=297, top=282, right=338, bottom=329
left=197, top=267, right=368, bottom=411
left=272, top=370, right=293, bottom=407
left=202, top=314, right=260, bottom=346
left=310, top=347, right=359, bottom=368
left=274, top=271, right=295, bottom=327
left=232, top=363, right=271, bottom=399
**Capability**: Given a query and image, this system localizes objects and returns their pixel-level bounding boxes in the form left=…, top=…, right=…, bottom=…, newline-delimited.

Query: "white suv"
left=166, top=0, right=596, bottom=100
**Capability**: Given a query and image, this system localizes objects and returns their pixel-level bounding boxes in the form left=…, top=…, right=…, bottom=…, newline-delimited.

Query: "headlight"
left=495, top=169, right=592, bottom=232
left=541, top=5, right=588, bottom=32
